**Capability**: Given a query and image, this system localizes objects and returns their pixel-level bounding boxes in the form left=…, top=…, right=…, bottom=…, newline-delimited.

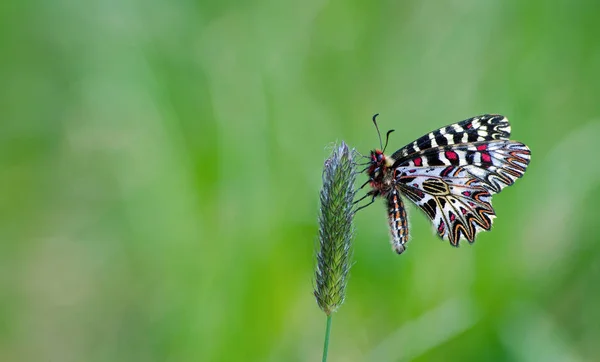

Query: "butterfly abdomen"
left=387, top=188, right=409, bottom=254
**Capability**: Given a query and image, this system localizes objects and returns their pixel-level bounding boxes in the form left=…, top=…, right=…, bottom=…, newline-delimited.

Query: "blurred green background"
left=2, top=0, right=600, bottom=361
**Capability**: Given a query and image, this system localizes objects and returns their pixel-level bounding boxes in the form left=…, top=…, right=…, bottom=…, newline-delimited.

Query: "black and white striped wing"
left=392, top=136, right=530, bottom=246
left=395, top=141, right=530, bottom=194
left=391, top=114, right=511, bottom=160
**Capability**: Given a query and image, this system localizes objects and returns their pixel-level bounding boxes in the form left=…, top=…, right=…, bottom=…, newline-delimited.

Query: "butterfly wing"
left=391, top=114, right=511, bottom=160
left=394, top=140, right=530, bottom=193
left=397, top=167, right=496, bottom=245
left=393, top=140, right=531, bottom=246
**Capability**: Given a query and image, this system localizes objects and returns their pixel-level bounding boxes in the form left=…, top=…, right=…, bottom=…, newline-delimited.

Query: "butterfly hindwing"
left=396, top=166, right=496, bottom=246
left=391, top=138, right=530, bottom=246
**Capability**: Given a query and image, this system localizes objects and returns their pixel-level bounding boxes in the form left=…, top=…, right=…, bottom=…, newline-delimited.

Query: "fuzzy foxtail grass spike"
left=314, top=142, right=356, bottom=361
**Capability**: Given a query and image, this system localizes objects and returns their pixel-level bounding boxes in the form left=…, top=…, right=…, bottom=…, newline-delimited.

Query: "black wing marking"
left=391, top=114, right=511, bottom=161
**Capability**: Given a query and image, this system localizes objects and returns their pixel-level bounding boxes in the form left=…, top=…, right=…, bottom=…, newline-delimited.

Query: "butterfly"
left=356, top=114, right=531, bottom=254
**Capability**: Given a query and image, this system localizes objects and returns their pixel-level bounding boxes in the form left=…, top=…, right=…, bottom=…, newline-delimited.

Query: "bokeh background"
left=2, top=0, right=600, bottom=361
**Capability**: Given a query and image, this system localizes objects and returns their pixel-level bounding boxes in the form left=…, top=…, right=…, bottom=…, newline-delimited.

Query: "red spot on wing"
left=438, top=221, right=445, bottom=234
left=409, top=169, right=416, bottom=173
left=449, top=213, right=456, bottom=222
left=481, top=152, right=492, bottom=163
left=445, top=150, right=458, bottom=160
left=477, top=144, right=488, bottom=151
left=413, top=157, right=422, bottom=166
left=465, top=123, right=472, bottom=129
left=460, top=207, right=468, bottom=214
left=462, top=191, right=471, bottom=197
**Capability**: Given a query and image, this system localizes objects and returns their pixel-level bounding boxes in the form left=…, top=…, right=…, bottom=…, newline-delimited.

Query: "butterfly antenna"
left=372, top=113, right=383, bottom=150
left=383, top=129, right=395, bottom=152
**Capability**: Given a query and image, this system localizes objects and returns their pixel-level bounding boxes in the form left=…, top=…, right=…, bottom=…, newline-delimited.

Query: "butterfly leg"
left=358, top=178, right=371, bottom=190
left=354, top=190, right=378, bottom=212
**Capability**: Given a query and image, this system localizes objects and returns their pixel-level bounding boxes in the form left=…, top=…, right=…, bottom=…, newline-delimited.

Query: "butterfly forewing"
left=395, top=140, right=531, bottom=193
left=391, top=114, right=512, bottom=160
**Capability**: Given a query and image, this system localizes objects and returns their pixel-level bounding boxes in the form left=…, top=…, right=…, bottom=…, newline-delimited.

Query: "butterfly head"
left=368, top=149, right=394, bottom=183
left=367, top=114, right=395, bottom=185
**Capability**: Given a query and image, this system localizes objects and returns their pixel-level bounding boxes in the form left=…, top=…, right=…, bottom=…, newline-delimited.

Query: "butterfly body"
left=367, top=150, right=394, bottom=193
left=364, top=114, right=530, bottom=254
left=367, top=150, right=410, bottom=253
